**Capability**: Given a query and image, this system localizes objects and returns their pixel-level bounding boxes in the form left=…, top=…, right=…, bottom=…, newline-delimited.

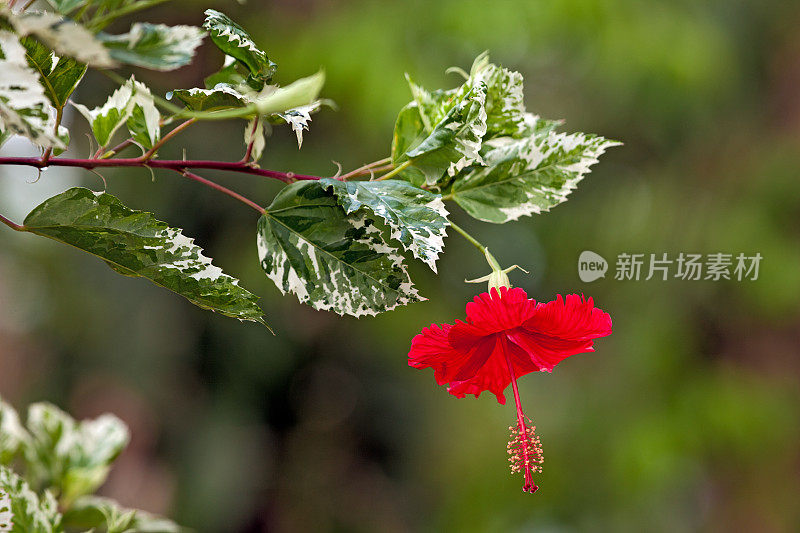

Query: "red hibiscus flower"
left=408, top=286, right=612, bottom=493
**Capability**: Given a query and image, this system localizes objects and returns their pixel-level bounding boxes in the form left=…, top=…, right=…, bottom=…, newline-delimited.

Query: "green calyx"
left=465, top=248, right=528, bottom=292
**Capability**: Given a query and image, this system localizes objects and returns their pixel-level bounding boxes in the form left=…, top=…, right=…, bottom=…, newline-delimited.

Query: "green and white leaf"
left=168, top=84, right=247, bottom=112
left=253, top=71, right=325, bottom=117
left=320, top=179, right=449, bottom=272
left=23, top=187, right=268, bottom=326
left=389, top=102, right=427, bottom=187
left=2, top=8, right=114, bottom=68
left=451, top=131, right=620, bottom=223
left=0, top=399, right=29, bottom=466
left=98, top=23, right=204, bottom=71
left=125, top=79, right=160, bottom=150
left=0, top=30, right=64, bottom=150
left=273, top=100, right=324, bottom=149
left=203, top=9, right=275, bottom=88
left=257, top=182, right=421, bottom=317
left=21, top=37, right=86, bottom=109
left=25, top=402, right=129, bottom=505
left=468, top=53, right=527, bottom=139
left=63, top=496, right=184, bottom=533
left=71, top=82, right=133, bottom=147
left=243, top=117, right=265, bottom=162
left=405, top=81, right=487, bottom=185
left=204, top=55, right=245, bottom=89
left=0, top=466, right=61, bottom=533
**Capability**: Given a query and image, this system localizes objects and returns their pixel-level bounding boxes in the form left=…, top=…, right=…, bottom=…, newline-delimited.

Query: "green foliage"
left=1, top=7, right=114, bottom=68
left=320, top=178, right=449, bottom=271
left=20, top=37, right=86, bottom=109
left=98, top=23, right=204, bottom=71
left=72, top=76, right=160, bottom=150
left=24, top=403, right=128, bottom=506
left=167, top=85, right=247, bottom=112
left=0, top=467, right=60, bottom=533
left=203, top=9, right=276, bottom=90
left=257, top=181, right=421, bottom=317
left=392, top=53, right=618, bottom=222
left=451, top=128, right=619, bottom=223
left=22, top=187, right=268, bottom=327
left=0, top=397, right=182, bottom=532
left=400, top=77, right=488, bottom=186
left=63, top=496, right=184, bottom=533
left=0, top=30, right=65, bottom=150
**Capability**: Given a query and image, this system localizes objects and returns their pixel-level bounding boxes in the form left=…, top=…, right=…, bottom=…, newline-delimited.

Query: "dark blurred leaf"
left=257, top=181, right=421, bottom=317
left=22, top=187, right=268, bottom=327
left=320, top=178, right=449, bottom=271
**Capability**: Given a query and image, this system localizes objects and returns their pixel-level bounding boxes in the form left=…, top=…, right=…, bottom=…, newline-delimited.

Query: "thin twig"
left=338, top=157, right=392, bottom=180
left=179, top=170, right=265, bottom=213
left=374, top=160, right=411, bottom=181
left=0, top=213, right=24, bottom=232
left=0, top=156, right=322, bottom=183
left=140, top=118, right=197, bottom=161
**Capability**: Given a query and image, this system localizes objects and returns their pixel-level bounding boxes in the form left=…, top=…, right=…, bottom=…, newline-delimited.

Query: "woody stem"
left=505, top=352, right=537, bottom=493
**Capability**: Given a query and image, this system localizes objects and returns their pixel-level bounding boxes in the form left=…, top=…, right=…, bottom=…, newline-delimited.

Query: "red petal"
left=447, top=334, right=515, bottom=404
left=408, top=323, right=472, bottom=386
left=464, top=287, right=537, bottom=334
left=507, top=294, right=612, bottom=372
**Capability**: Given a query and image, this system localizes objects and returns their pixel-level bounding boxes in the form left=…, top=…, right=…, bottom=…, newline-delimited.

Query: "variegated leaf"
left=320, top=179, right=449, bottom=272
left=98, top=23, right=204, bottom=71
left=24, top=403, right=128, bottom=506
left=389, top=102, right=427, bottom=187
left=243, top=116, right=265, bottom=162
left=71, top=82, right=133, bottom=147
left=0, top=466, right=61, bottom=532
left=0, top=399, right=29, bottom=465
left=21, top=37, right=86, bottom=109
left=451, top=131, right=620, bottom=223
left=2, top=8, right=113, bottom=68
left=257, top=181, right=421, bottom=317
left=405, top=81, right=487, bottom=185
left=62, top=496, right=183, bottom=533
left=274, top=100, right=324, bottom=149
left=468, top=52, right=527, bottom=139
left=168, top=84, right=248, bottom=112
left=203, top=9, right=275, bottom=89
left=0, top=30, right=64, bottom=150
left=22, top=187, right=268, bottom=326
left=125, top=79, right=160, bottom=150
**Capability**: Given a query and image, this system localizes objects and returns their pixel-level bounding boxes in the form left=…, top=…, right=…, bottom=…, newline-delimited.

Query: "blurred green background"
left=2, top=0, right=800, bottom=531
